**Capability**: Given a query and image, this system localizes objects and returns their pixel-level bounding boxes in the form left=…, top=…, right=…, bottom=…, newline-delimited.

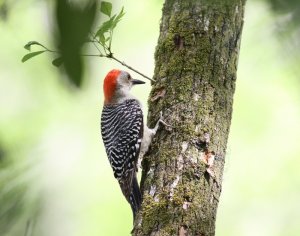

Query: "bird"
left=100, top=69, right=164, bottom=219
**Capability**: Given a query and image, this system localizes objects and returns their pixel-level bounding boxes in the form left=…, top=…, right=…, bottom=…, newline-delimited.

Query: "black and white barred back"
left=101, top=99, right=143, bottom=218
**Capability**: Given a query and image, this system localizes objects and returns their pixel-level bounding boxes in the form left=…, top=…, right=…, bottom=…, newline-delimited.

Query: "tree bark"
left=133, top=0, right=245, bottom=235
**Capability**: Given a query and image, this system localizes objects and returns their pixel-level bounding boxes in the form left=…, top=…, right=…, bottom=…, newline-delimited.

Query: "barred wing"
left=101, top=99, right=143, bottom=179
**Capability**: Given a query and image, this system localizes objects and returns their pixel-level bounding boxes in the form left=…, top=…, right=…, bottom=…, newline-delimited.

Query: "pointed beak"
left=132, top=79, right=146, bottom=85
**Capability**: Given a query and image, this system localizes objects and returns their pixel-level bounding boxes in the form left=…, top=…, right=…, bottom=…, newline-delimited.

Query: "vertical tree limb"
left=133, top=0, right=246, bottom=235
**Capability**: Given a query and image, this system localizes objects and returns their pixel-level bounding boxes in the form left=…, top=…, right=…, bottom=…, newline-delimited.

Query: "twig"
left=92, top=41, right=104, bottom=55
left=109, top=54, right=155, bottom=82
left=25, top=36, right=155, bottom=83
left=45, top=50, right=104, bottom=58
left=81, top=53, right=105, bottom=57
left=89, top=33, right=104, bottom=55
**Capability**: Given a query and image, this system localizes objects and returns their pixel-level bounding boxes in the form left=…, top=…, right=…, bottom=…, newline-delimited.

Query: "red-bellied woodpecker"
left=101, top=69, right=163, bottom=219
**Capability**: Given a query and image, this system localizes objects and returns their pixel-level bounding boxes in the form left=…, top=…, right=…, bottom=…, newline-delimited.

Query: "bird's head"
left=103, top=69, right=145, bottom=105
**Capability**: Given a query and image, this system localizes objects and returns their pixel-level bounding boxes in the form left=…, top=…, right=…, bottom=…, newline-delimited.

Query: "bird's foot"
left=152, top=111, right=171, bottom=135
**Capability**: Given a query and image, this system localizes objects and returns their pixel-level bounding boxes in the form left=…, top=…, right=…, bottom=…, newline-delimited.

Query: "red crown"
left=103, top=69, right=121, bottom=104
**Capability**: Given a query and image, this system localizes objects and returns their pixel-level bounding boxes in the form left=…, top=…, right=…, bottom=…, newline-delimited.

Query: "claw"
left=138, top=111, right=171, bottom=164
left=150, top=111, right=171, bottom=137
left=158, top=111, right=171, bottom=128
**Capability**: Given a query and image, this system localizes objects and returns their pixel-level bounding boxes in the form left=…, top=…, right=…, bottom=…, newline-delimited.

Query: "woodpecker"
left=101, top=69, right=163, bottom=219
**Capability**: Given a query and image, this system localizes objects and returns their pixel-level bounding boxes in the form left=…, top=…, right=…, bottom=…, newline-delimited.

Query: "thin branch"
left=95, top=37, right=110, bottom=55
left=89, top=33, right=104, bottom=55
left=25, top=38, right=155, bottom=82
left=81, top=53, right=105, bottom=57
left=92, top=41, right=103, bottom=55
left=45, top=49, right=104, bottom=58
left=108, top=29, right=113, bottom=51
left=36, top=43, right=59, bottom=54
left=109, top=54, right=155, bottom=82
left=37, top=44, right=52, bottom=52
left=47, top=50, right=59, bottom=53
left=90, top=31, right=154, bottom=82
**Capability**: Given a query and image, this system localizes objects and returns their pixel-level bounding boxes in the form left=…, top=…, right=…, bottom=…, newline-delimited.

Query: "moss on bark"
left=133, top=0, right=246, bottom=235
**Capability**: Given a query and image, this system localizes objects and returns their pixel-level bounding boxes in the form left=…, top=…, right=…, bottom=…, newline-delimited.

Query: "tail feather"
left=130, top=175, right=142, bottom=218
left=119, top=172, right=142, bottom=219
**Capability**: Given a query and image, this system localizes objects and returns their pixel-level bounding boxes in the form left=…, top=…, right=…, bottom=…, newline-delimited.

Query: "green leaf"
left=100, top=1, right=112, bottom=17
left=52, top=57, right=63, bottom=67
left=24, top=41, right=47, bottom=51
left=95, top=15, right=116, bottom=38
left=21, top=50, right=46, bottom=63
left=99, top=34, right=106, bottom=45
left=111, top=7, right=125, bottom=29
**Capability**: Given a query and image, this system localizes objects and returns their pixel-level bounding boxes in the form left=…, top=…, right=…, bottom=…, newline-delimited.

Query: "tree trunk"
left=133, top=0, right=245, bottom=235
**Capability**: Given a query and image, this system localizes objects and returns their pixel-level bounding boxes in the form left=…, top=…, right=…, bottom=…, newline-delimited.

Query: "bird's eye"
left=127, top=75, right=131, bottom=80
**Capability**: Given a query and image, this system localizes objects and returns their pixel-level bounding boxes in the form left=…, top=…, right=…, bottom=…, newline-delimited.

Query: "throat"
left=105, top=89, right=134, bottom=105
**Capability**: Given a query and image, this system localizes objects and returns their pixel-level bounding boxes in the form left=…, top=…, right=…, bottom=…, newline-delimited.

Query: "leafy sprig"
left=22, top=1, right=154, bottom=83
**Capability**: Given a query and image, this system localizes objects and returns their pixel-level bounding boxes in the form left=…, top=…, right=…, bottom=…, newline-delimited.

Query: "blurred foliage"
left=96, top=2, right=125, bottom=53
left=264, top=0, right=300, bottom=69
left=0, top=0, right=300, bottom=236
left=0, top=143, right=5, bottom=162
left=55, top=0, right=97, bottom=87
left=0, top=1, right=8, bottom=21
left=0, top=147, right=41, bottom=236
left=267, top=0, right=300, bottom=25
left=21, top=0, right=128, bottom=87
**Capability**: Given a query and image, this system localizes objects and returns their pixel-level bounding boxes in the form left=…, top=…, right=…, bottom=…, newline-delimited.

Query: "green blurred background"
left=0, top=0, right=299, bottom=235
